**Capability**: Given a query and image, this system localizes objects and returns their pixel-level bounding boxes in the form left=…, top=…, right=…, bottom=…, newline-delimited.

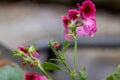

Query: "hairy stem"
left=73, top=36, right=77, bottom=77
left=38, top=64, right=52, bottom=80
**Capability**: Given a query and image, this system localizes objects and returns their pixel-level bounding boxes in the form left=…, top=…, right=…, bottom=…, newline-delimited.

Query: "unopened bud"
left=54, top=43, right=59, bottom=49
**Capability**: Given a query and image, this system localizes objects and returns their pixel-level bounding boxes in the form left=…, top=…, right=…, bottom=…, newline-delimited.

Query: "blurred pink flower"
left=64, top=34, right=73, bottom=41
left=79, top=0, right=96, bottom=18
left=33, top=52, right=39, bottom=57
left=83, top=17, right=97, bottom=36
left=62, top=0, right=97, bottom=39
left=25, top=73, right=48, bottom=80
left=29, top=64, right=34, bottom=67
left=18, top=46, right=28, bottom=55
left=64, top=29, right=73, bottom=41
left=61, top=16, right=69, bottom=29
left=76, top=26, right=86, bottom=36
left=76, top=17, right=97, bottom=37
left=40, top=76, right=48, bottom=80
left=68, top=9, right=80, bottom=20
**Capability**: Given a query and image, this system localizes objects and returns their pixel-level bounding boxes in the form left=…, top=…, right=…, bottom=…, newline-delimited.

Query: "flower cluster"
left=62, top=0, right=97, bottom=41
left=14, top=45, right=49, bottom=80
left=18, top=46, right=39, bottom=58
left=14, top=45, right=39, bottom=66
left=13, top=0, right=97, bottom=80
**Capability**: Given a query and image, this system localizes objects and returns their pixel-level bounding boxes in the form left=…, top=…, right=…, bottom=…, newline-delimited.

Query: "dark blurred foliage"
left=0, top=0, right=21, bottom=2
left=0, top=0, right=120, bottom=13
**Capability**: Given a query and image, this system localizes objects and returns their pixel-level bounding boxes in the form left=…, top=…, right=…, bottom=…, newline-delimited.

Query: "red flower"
left=80, top=0, right=96, bottom=18
left=18, top=46, right=28, bottom=55
left=61, top=0, right=97, bottom=40
left=25, top=73, right=48, bottom=80
left=61, top=16, right=69, bottom=29
left=68, top=9, right=80, bottom=20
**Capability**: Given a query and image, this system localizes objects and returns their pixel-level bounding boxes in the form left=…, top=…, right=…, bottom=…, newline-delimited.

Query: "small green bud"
left=28, top=45, right=37, bottom=53
left=71, top=72, right=76, bottom=77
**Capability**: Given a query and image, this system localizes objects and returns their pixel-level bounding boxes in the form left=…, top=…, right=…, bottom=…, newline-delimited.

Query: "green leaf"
left=78, top=68, right=87, bottom=80
left=42, top=62, right=62, bottom=70
left=48, top=59, right=60, bottom=62
left=115, top=64, right=120, bottom=74
left=0, top=65, right=24, bottom=80
left=61, top=41, right=70, bottom=55
left=106, top=64, right=120, bottom=80
left=106, top=75, right=114, bottom=80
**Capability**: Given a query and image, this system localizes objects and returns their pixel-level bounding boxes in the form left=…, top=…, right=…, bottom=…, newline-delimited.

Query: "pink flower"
left=62, top=0, right=97, bottom=39
left=64, top=34, right=74, bottom=41
left=25, top=73, right=48, bottom=80
left=29, top=64, right=34, bottom=67
left=68, top=9, right=80, bottom=21
left=64, top=29, right=73, bottom=41
left=33, top=52, right=39, bottom=57
left=40, top=76, right=48, bottom=80
left=61, top=16, right=69, bottom=29
left=83, top=17, right=97, bottom=36
left=76, top=26, right=86, bottom=36
left=62, top=16, right=73, bottom=41
left=18, top=46, right=28, bottom=55
left=76, top=17, right=97, bottom=37
left=79, top=0, right=96, bottom=18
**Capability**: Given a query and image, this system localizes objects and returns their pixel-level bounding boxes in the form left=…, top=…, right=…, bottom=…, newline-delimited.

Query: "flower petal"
left=33, top=52, right=39, bottom=57
left=83, top=17, right=97, bottom=36
left=68, top=9, right=80, bottom=20
left=64, top=29, right=73, bottom=41
left=61, top=16, right=69, bottom=29
left=80, top=0, right=96, bottom=18
left=76, top=26, right=86, bottom=36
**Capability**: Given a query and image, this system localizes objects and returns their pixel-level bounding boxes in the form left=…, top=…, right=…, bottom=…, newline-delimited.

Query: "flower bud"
left=33, top=52, right=39, bottom=57
left=54, top=43, right=59, bottom=49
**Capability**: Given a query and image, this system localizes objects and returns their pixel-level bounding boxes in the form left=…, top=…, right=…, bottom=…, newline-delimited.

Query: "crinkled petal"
left=18, top=46, right=24, bottom=51
left=76, top=26, right=87, bottom=36
left=83, top=17, right=97, bottom=36
left=68, top=9, right=80, bottom=20
left=64, top=29, right=73, bottom=41
left=18, top=46, right=28, bottom=54
left=25, top=74, right=40, bottom=80
left=33, top=52, right=39, bottom=57
left=61, top=16, right=69, bottom=29
left=80, top=0, right=96, bottom=18
left=25, top=74, right=48, bottom=80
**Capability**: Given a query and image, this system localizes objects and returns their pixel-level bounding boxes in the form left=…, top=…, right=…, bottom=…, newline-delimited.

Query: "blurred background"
left=0, top=0, right=120, bottom=80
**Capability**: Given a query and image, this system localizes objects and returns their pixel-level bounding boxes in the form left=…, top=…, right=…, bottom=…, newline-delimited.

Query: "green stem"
left=73, top=36, right=77, bottom=76
left=72, top=77, right=76, bottom=80
left=62, top=61, right=76, bottom=80
left=62, top=61, right=72, bottom=73
left=22, top=51, right=52, bottom=80
left=38, top=64, right=52, bottom=80
left=51, top=46, right=59, bottom=57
